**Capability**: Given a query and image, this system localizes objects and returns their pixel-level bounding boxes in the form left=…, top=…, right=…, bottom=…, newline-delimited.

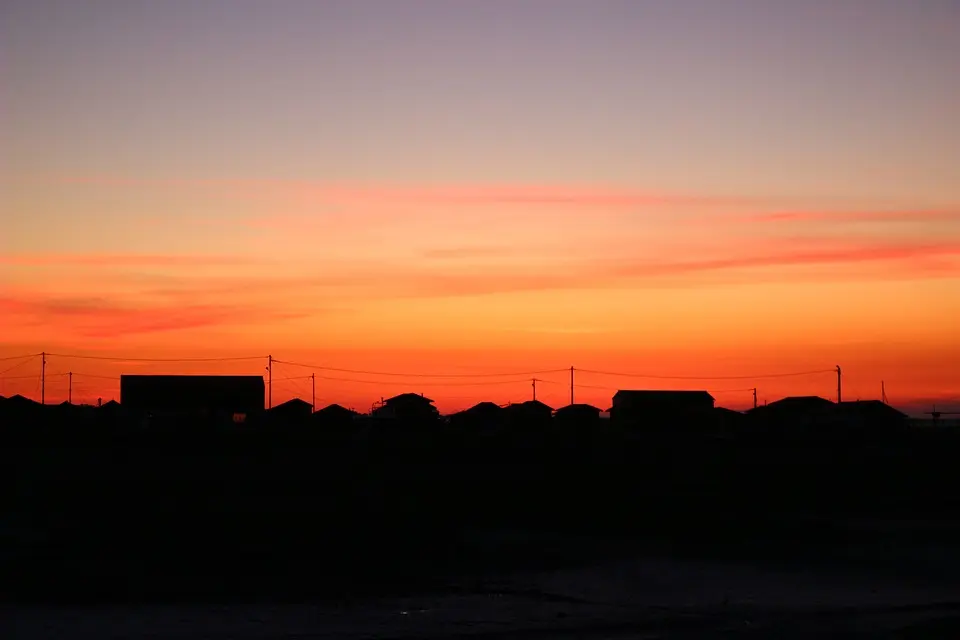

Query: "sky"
left=2, top=0, right=959, bottom=414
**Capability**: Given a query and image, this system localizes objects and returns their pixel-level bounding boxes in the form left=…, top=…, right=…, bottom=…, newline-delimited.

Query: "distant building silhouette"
left=372, top=393, right=440, bottom=423
left=449, top=402, right=504, bottom=431
left=836, top=400, right=907, bottom=432
left=553, top=403, right=602, bottom=426
left=313, top=403, right=360, bottom=428
left=120, top=375, right=264, bottom=424
left=610, top=390, right=715, bottom=429
left=504, top=400, right=554, bottom=427
left=0, top=394, right=40, bottom=423
left=748, top=396, right=837, bottom=431
left=267, top=398, right=313, bottom=423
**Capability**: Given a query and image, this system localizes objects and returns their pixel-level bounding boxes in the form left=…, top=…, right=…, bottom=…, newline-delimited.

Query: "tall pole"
left=752, top=387, right=758, bottom=410
left=267, top=355, right=273, bottom=409
left=311, top=372, right=316, bottom=413
left=68, top=371, right=73, bottom=404
left=836, top=365, right=842, bottom=404
left=570, top=366, right=574, bottom=405
left=532, top=378, right=537, bottom=401
left=881, top=380, right=887, bottom=405
left=41, top=352, right=46, bottom=405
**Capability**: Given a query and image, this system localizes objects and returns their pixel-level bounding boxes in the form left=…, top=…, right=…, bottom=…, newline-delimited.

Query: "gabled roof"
left=315, top=403, right=357, bottom=415
left=271, top=398, right=313, bottom=410
left=455, top=401, right=503, bottom=416
left=838, top=400, right=907, bottom=419
left=508, top=399, right=554, bottom=412
left=757, top=396, right=835, bottom=412
left=384, top=393, right=435, bottom=404
left=555, top=403, right=602, bottom=414
left=6, top=394, right=39, bottom=406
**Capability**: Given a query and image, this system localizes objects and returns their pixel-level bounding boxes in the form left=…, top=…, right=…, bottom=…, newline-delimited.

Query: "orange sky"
left=3, top=2, right=959, bottom=415
left=2, top=179, right=959, bottom=415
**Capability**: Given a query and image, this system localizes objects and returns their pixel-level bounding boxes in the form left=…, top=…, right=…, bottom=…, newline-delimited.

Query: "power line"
left=46, top=352, right=267, bottom=362
left=71, top=372, right=122, bottom=380
left=273, top=359, right=568, bottom=378
left=0, top=356, right=37, bottom=377
left=576, top=367, right=835, bottom=381
left=311, top=373, right=556, bottom=387
left=0, top=353, right=40, bottom=362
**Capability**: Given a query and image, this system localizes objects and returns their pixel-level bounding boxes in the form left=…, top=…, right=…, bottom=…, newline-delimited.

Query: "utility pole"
left=41, top=352, right=46, bottom=405
left=68, top=371, right=73, bottom=404
left=836, top=365, right=842, bottom=403
left=311, top=372, right=316, bottom=413
left=267, top=355, right=273, bottom=409
left=881, top=380, right=887, bottom=405
left=570, top=366, right=575, bottom=405
left=532, top=378, right=537, bottom=402
left=752, top=387, right=758, bottom=410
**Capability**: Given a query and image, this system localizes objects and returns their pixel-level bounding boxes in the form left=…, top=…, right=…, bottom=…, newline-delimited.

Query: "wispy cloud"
left=44, top=174, right=761, bottom=209
left=0, top=293, right=305, bottom=338
left=735, top=209, right=960, bottom=224
left=612, top=240, right=960, bottom=279
left=421, top=246, right=518, bottom=260
left=0, top=253, right=261, bottom=268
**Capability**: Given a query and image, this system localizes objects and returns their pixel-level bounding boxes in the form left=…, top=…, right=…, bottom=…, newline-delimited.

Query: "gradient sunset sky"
left=2, top=0, right=958, bottom=413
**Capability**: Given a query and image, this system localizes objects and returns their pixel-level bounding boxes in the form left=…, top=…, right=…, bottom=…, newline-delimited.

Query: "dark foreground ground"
left=4, top=423, right=960, bottom=636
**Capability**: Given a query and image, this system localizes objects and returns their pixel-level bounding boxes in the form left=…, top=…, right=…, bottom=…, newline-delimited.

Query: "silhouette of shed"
left=610, top=390, right=715, bottom=428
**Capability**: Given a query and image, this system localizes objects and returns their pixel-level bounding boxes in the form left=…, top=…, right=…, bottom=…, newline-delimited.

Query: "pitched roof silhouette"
left=6, top=394, right=39, bottom=406
left=384, top=393, right=435, bottom=404
left=509, top=399, right=554, bottom=412
left=315, top=403, right=358, bottom=415
left=757, top=396, right=835, bottom=412
left=838, top=400, right=907, bottom=419
left=270, top=398, right=313, bottom=410
left=555, top=402, right=602, bottom=413
left=458, top=401, right=502, bottom=414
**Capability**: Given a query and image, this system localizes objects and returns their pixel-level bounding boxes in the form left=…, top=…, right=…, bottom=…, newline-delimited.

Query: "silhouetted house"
left=372, top=393, right=440, bottom=423
left=267, top=398, right=313, bottom=423
left=120, top=375, right=264, bottom=423
left=610, top=390, right=715, bottom=429
left=836, top=400, right=907, bottom=432
left=504, top=400, right=554, bottom=427
left=0, top=394, right=41, bottom=420
left=710, top=406, right=748, bottom=435
left=747, top=396, right=838, bottom=431
left=554, top=403, right=602, bottom=426
left=449, top=402, right=503, bottom=431
left=313, top=403, right=360, bottom=427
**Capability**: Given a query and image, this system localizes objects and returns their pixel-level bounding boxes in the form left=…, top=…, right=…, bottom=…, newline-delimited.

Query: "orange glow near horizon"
left=3, top=179, right=959, bottom=415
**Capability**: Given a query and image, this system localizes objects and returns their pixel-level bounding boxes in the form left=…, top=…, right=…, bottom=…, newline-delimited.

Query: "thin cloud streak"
left=736, top=209, right=960, bottom=224
left=46, top=174, right=762, bottom=208
left=0, top=294, right=307, bottom=338
left=0, top=253, right=261, bottom=268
